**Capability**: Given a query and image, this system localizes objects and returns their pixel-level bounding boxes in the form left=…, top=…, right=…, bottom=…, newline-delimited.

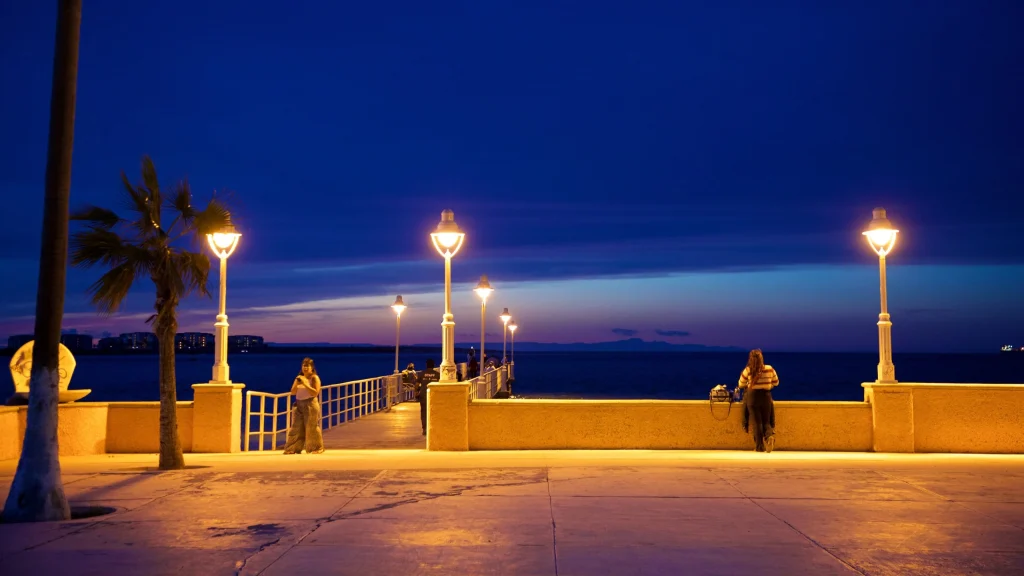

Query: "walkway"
left=2, top=450, right=1023, bottom=575
left=321, top=400, right=424, bottom=450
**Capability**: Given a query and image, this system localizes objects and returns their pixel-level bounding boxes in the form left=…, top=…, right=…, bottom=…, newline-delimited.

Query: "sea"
left=18, top=351, right=1024, bottom=403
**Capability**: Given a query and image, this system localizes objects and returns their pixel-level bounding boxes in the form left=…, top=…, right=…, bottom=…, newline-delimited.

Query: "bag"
left=709, top=384, right=733, bottom=421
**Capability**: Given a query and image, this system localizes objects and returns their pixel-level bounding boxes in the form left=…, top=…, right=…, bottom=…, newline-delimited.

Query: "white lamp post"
left=499, top=307, right=511, bottom=364
left=391, top=295, right=406, bottom=374
left=508, top=319, right=517, bottom=380
left=473, top=275, right=494, bottom=379
left=863, top=207, right=899, bottom=384
left=430, top=209, right=466, bottom=383
left=206, top=225, right=241, bottom=384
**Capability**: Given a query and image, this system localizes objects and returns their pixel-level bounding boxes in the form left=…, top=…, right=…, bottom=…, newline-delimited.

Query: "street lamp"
left=430, top=209, right=465, bottom=383
left=206, top=224, right=241, bottom=384
left=863, top=207, right=899, bottom=383
left=508, top=319, right=518, bottom=376
left=499, top=308, right=511, bottom=365
left=473, top=275, right=494, bottom=379
left=391, top=295, right=406, bottom=374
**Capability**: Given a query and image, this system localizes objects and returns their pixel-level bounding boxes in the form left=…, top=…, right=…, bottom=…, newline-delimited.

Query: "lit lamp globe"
left=207, top=225, right=242, bottom=259
left=430, top=210, right=466, bottom=258
left=474, top=275, right=494, bottom=302
left=862, top=208, right=898, bottom=257
left=391, top=295, right=407, bottom=317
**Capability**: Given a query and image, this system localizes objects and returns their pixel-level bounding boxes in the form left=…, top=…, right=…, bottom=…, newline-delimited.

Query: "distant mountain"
left=412, top=338, right=743, bottom=353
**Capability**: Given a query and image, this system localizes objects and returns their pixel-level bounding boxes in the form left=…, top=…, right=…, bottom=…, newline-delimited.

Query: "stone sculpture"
left=7, top=340, right=90, bottom=404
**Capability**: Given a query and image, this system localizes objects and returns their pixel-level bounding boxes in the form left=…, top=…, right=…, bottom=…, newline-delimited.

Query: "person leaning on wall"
left=736, top=349, right=779, bottom=453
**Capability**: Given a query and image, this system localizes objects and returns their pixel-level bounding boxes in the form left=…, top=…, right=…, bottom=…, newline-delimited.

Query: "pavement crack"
left=234, top=536, right=282, bottom=576
left=547, top=467, right=559, bottom=576
left=708, top=469, right=865, bottom=575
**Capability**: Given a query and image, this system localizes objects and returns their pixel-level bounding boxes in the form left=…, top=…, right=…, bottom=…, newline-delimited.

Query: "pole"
left=480, top=299, right=486, bottom=380
left=502, top=321, right=507, bottom=364
left=440, top=255, right=457, bottom=382
left=394, top=313, right=401, bottom=374
left=212, top=255, right=230, bottom=383
left=876, top=255, right=896, bottom=383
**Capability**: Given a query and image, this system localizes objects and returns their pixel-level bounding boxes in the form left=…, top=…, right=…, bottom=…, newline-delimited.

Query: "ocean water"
left=13, top=351, right=1024, bottom=403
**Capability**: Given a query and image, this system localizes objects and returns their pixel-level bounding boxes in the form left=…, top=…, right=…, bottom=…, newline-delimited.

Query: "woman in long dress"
left=283, top=357, right=325, bottom=454
left=737, top=349, right=779, bottom=453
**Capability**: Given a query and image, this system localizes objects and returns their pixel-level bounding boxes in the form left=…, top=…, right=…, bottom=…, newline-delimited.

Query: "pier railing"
left=244, top=373, right=408, bottom=451
left=469, top=366, right=508, bottom=400
left=243, top=365, right=509, bottom=450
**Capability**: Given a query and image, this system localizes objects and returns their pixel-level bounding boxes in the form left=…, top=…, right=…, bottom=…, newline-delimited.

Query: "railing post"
left=243, top=391, right=252, bottom=451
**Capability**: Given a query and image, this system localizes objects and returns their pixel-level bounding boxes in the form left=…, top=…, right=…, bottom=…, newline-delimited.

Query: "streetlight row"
left=200, top=206, right=892, bottom=390
left=390, top=210, right=520, bottom=381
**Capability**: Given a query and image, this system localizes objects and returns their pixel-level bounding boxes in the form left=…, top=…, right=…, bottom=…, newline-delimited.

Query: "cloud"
left=611, top=328, right=638, bottom=337
left=655, top=329, right=691, bottom=338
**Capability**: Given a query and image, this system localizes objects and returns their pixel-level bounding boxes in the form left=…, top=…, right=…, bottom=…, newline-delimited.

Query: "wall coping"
left=862, top=382, right=1024, bottom=391
left=470, top=399, right=868, bottom=407
left=191, top=383, right=246, bottom=391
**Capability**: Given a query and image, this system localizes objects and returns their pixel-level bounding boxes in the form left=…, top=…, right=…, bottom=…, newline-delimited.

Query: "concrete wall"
left=105, top=402, right=194, bottom=453
left=864, top=383, right=1024, bottom=454
left=468, top=400, right=873, bottom=451
left=0, top=401, right=195, bottom=461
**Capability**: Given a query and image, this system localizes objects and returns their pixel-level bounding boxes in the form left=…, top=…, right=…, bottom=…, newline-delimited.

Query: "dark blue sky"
left=1, top=1, right=1022, bottom=351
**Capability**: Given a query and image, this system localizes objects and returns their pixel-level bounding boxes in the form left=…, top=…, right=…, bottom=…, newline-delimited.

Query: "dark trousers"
left=742, top=392, right=775, bottom=433
left=746, top=390, right=775, bottom=452
left=419, top=394, right=427, bottom=433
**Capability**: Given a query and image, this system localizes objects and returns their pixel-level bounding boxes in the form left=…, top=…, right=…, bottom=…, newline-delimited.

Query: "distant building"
left=59, top=333, right=93, bottom=352
left=120, top=332, right=158, bottom=351
left=97, top=337, right=123, bottom=351
left=228, top=335, right=265, bottom=352
left=175, top=332, right=214, bottom=352
left=7, top=334, right=33, bottom=350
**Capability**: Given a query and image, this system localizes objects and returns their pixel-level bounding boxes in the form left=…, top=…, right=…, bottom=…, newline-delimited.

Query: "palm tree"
left=70, top=156, right=232, bottom=470
left=3, top=0, right=82, bottom=523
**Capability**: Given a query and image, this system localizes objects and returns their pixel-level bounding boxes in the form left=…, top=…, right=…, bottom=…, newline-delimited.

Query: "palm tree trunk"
left=156, top=309, right=185, bottom=470
left=3, top=0, right=81, bottom=523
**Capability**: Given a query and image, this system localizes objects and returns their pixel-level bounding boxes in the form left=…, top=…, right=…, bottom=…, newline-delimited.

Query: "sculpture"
left=7, top=341, right=90, bottom=404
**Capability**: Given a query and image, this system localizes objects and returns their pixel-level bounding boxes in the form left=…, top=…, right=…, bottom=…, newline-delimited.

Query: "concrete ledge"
left=864, top=382, right=1024, bottom=454
left=468, top=400, right=873, bottom=451
left=106, top=401, right=194, bottom=453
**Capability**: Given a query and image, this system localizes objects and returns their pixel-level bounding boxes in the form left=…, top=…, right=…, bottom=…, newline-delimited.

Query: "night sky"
left=1, top=1, right=1022, bottom=352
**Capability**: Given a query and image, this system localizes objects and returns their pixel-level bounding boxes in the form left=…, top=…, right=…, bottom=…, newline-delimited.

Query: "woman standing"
left=283, top=357, right=325, bottom=454
left=737, top=349, right=779, bottom=452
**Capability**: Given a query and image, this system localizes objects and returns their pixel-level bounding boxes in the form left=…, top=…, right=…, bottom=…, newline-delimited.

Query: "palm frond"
left=120, top=170, right=158, bottom=237
left=70, top=205, right=121, bottom=229
left=172, top=249, right=213, bottom=299
left=70, top=227, right=128, bottom=268
left=167, top=179, right=196, bottom=233
left=191, top=197, right=233, bottom=237
left=87, top=262, right=143, bottom=315
left=140, top=155, right=162, bottom=228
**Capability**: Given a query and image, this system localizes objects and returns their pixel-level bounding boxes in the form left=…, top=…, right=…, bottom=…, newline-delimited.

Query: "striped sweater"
left=738, top=365, right=780, bottom=391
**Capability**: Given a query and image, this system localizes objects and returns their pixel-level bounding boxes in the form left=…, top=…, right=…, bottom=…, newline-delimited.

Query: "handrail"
left=243, top=366, right=509, bottom=450
left=468, top=366, right=507, bottom=400
left=244, top=373, right=408, bottom=451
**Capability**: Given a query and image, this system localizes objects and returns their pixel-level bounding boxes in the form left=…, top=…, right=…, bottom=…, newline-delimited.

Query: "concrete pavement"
left=2, top=450, right=1024, bottom=575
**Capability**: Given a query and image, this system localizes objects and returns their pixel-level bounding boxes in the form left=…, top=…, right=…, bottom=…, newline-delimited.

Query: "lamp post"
left=508, top=319, right=517, bottom=381
left=391, top=295, right=406, bottom=374
left=430, top=209, right=466, bottom=383
left=863, top=207, right=899, bottom=384
left=206, top=225, right=241, bottom=384
left=499, top=307, right=511, bottom=364
left=473, top=275, right=494, bottom=379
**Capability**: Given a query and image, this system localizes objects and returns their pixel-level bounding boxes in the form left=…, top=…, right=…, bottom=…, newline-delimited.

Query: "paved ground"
left=321, top=401, right=424, bottom=450
left=2, top=450, right=1024, bottom=575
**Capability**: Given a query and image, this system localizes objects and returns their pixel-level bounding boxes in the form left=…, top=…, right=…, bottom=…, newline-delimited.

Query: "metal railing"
left=244, top=373, right=407, bottom=451
left=469, top=366, right=507, bottom=400
left=243, top=365, right=511, bottom=450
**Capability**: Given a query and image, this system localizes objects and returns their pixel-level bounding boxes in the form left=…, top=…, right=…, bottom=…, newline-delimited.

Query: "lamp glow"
left=430, top=210, right=465, bottom=258
left=206, top=225, right=241, bottom=259
left=391, top=295, right=407, bottom=317
left=862, top=208, right=898, bottom=257
left=474, top=275, right=494, bottom=302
